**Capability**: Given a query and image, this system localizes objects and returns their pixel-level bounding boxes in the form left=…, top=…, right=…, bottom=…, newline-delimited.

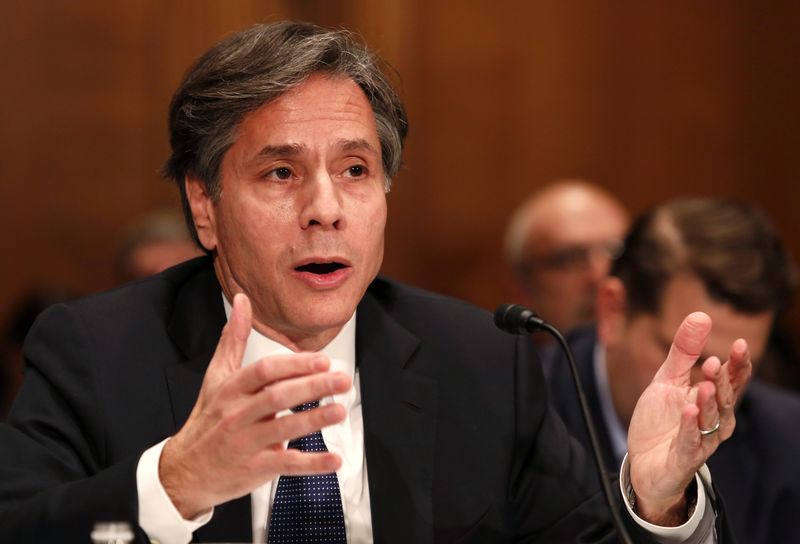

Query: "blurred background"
left=1, top=0, right=799, bottom=339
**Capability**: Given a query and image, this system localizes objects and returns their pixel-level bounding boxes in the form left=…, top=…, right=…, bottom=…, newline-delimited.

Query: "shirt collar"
left=593, top=341, right=629, bottom=465
left=221, top=295, right=357, bottom=399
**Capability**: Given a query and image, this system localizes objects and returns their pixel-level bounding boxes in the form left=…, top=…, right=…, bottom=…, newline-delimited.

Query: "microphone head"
left=494, top=303, right=538, bottom=334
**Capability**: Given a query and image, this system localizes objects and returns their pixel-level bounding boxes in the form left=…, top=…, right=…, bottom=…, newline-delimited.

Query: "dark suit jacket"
left=0, top=258, right=698, bottom=543
left=542, top=326, right=800, bottom=544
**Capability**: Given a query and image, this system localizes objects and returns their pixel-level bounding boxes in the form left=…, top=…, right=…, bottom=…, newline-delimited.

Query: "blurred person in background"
left=543, top=197, right=800, bottom=544
left=503, top=180, right=630, bottom=344
left=116, top=209, right=204, bottom=283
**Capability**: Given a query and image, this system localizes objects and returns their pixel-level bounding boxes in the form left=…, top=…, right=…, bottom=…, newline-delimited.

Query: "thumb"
left=209, top=293, right=252, bottom=377
left=653, top=311, right=711, bottom=384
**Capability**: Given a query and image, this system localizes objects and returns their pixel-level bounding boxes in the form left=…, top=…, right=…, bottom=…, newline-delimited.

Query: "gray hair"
left=162, top=21, right=408, bottom=247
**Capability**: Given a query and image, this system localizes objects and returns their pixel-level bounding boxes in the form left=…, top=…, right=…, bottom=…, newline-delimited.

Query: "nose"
left=587, top=251, right=611, bottom=282
left=299, top=172, right=344, bottom=230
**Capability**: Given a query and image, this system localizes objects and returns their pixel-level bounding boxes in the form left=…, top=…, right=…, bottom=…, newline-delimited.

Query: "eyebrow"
left=336, top=138, right=379, bottom=155
left=255, top=143, right=306, bottom=160
left=252, top=139, right=378, bottom=162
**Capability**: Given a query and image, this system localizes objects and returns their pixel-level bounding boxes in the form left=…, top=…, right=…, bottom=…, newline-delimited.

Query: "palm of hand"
left=628, top=381, right=709, bottom=501
left=625, top=312, right=750, bottom=522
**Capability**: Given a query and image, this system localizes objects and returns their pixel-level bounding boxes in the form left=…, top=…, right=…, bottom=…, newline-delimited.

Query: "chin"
left=290, top=303, right=354, bottom=331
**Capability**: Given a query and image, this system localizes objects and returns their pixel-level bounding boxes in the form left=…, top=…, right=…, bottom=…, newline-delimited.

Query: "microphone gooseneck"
left=494, top=303, right=634, bottom=544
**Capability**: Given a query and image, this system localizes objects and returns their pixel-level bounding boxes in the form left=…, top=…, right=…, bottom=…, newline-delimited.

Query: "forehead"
left=232, top=74, right=380, bottom=154
left=527, top=193, right=628, bottom=250
left=652, top=274, right=773, bottom=360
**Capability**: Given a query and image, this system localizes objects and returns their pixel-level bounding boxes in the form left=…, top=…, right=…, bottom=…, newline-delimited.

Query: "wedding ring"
left=699, top=419, right=721, bottom=436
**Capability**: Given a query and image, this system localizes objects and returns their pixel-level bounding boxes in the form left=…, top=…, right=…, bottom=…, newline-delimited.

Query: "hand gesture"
left=159, top=293, right=351, bottom=518
left=627, top=312, right=752, bottom=525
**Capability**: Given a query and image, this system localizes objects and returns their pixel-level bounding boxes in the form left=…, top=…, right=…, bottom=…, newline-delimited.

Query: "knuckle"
left=262, top=387, right=286, bottom=409
left=255, top=361, right=273, bottom=383
left=219, top=407, right=243, bottom=432
left=282, top=453, right=304, bottom=473
left=246, top=453, right=268, bottom=473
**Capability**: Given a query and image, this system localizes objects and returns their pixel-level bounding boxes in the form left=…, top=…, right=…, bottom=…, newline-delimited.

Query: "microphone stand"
left=536, top=321, right=634, bottom=544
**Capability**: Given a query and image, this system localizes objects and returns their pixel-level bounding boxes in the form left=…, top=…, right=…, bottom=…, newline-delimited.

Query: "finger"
left=702, top=356, right=733, bottom=420
left=209, top=293, right=252, bottom=376
left=241, top=371, right=352, bottom=425
left=653, top=312, right=711, bottom=384
left=232, top=353, right=330, bottom=395
left=254, top=402, right=347, bottom=447
left=260, top=448, right=343, bottom=476
left=695, top=380, right=719, bottom=436
left=673, top=403, right=702, bottom=470
left=726, top=338, right=752, bottom=398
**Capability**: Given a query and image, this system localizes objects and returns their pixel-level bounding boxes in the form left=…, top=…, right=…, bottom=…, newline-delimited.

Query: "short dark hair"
left=611, top=198, right=797, bottom=315
left=162, top=21, right=408, bottom=247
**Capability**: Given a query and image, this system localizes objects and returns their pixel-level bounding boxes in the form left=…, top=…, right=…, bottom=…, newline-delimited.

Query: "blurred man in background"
left=116, top=209, right=204, bottom=283
left=543, top=197, right=800, bottom=544
left=503, top=180, right=629, bottom=343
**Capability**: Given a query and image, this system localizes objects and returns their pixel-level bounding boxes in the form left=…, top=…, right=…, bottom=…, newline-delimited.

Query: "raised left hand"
left=627, top=311, right=752, bottom=525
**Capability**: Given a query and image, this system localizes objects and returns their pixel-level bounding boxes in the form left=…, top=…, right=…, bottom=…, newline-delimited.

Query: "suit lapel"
left=356, top=289, right=437, bottom=544
left=163, top=262, right=253, bottom=543
left=165, top=262, right=224, bottom=430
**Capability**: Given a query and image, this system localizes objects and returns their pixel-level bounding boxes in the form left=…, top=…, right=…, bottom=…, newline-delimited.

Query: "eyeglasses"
left=518, top=240, right=624, bottom=273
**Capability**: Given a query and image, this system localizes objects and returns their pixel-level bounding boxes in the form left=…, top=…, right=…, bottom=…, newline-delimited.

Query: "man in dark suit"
left=0, top=23, right=750, bottom=543
left=543, top=198, right=800, bottom=544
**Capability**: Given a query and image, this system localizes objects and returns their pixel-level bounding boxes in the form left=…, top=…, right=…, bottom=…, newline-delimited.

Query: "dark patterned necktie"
left=267, top=400, right=347, bottom=543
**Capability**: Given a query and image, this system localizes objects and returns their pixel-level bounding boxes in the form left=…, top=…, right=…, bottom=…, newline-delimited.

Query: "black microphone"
left=493, top=303, right=547, bottom=333
left=494, top=303, right=634, bottom=544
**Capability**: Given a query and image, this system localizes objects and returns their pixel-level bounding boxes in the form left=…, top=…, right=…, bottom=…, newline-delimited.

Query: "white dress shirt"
left=135, top=296, right=715, bottom=543
left=137, top=302, right=372, bottom=544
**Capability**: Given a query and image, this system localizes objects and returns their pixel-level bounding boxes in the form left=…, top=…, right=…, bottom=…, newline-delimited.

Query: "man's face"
left=520, top=202, right=627, bottom=333
left=602, top=273, right=773, bottom=425
left=187, top=75, right=387, bottom=350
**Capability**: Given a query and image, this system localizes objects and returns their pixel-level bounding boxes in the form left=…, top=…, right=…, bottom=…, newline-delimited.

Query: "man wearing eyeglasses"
left=503, top=180, right=630, bottom=343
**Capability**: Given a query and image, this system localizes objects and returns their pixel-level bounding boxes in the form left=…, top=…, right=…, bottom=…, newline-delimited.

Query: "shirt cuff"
left=137, top=438, right=214, bottom=544
left=619, top=453, right=710, bottom=544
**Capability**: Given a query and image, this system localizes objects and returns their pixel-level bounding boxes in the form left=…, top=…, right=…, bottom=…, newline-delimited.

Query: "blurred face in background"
left=598, top=273, right=773, bottom=427
left=514, top=188, right=629, bottom=334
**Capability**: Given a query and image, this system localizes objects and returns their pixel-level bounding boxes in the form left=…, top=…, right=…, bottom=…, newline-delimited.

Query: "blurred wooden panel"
left=1, top=1, right=799, bottom=343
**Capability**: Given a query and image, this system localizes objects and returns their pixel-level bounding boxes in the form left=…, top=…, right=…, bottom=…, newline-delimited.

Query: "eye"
left=273, top=167, right=293, bottom=180
left=264, top=166, right=295, bottom=182
left=345, top=165, right=366, bottom=178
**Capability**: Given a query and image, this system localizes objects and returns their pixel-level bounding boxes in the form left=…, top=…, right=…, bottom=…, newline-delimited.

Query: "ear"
left=185, top=175, right=218, bottom=252
left=596, top=276, right=628, bottom=347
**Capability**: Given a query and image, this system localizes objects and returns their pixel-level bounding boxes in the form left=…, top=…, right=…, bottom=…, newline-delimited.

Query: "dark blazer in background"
left=0, top=258, right=706, bottom=543
left=542, top=326, right=800, bottom=544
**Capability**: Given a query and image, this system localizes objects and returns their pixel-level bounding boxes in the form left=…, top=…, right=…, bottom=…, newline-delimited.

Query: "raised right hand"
left=159, top=293, right=351, bottom=518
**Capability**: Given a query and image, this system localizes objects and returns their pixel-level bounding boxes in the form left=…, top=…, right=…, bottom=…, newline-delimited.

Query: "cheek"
left=620, top=340, right=662, bottom=386
left=359, top=196, right=387, bottom=244
left=639, top=346, right=668, bottom=382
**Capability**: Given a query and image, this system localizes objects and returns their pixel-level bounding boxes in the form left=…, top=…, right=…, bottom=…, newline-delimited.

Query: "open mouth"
left=294, top=262, right=348, bottom=275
